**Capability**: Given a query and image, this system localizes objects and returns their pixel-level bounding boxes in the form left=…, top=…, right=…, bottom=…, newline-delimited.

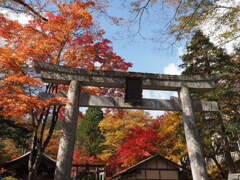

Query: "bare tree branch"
left=1, top=0, right=48, bottom=21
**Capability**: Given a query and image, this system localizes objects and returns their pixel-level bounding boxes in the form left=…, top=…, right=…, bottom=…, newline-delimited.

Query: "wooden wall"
left=115, top=158, right=179, bottom=180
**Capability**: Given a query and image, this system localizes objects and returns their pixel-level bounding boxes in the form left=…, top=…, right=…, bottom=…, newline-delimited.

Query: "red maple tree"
left=0, top=1, right=132, bottom=179
left=107, top=124, right=160, bottom=175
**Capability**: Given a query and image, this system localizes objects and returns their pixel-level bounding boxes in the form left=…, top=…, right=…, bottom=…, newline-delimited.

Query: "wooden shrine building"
left=0, top=153, right=105, bottom=180
left=112, top=155, right=192, bottom=180
left=0, top=152, right=56, bottom=180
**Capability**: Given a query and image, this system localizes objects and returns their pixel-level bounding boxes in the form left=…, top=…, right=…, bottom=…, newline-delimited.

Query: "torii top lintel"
left=34, top=61, right=216, bottom=92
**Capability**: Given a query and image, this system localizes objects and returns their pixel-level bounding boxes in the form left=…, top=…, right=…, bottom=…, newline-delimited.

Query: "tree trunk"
left=223, top=142, right=236, bottom=173
left=28, top=148, right=42, bottom=180
left=28, top=127, right=39, bottom=180
left=54, top=80, right=80, bottom=180
left=212, top=156, right=226, bottom=179
left=220, top=120, right=236, bottom=173
left=28, top=83, right=61, bottom=180
left=179, top=86, right=208, bottom=180
left=28, top=131, right=42, bottom=180
left=28, top=152, right=37, bottom=180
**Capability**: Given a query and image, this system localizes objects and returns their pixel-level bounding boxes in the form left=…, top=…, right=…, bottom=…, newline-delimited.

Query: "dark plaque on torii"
left=125, top=77, right=143, bottom=104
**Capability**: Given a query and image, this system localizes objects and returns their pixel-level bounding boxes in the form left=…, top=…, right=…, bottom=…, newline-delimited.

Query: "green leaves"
left=76, top=107, right=104, bottom=157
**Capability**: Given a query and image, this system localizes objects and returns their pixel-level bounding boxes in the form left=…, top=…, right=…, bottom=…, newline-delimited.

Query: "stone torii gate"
left=34, top=61, right=219, bottom=180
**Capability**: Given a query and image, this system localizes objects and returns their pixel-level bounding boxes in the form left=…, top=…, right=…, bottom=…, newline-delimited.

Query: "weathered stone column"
left=54, top=80, right=80, bottom=180
left=179, top=85, right=208, bottom=180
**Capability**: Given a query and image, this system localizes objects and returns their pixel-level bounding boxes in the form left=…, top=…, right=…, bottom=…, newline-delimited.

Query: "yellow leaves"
left=1, top=139, right=20, bottom=160
left=99, top=110, right=152, bottom=156
left=97, top=149, right=113, bottom=161
left=156, top=112, right=187, bottom=163
left=158, top=113, right=179, bottom=136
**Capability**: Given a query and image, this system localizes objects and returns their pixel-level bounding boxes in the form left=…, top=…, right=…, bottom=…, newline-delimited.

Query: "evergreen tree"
left=180, top=30, right=240, bottom=178
left=180, top=30, right=232, bottom=76
left=0, top=116, right=31, bottom=163
left=76, top=107, right=104, bottom=157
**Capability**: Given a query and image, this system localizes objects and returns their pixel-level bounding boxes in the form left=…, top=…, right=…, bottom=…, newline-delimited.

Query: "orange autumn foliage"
left=0, top=2, right=132, bottom=175
left=0, top=1, right=132, bottom=118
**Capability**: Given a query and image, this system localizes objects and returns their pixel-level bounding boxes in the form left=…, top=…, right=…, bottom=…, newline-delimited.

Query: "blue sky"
left=94, top=1, right=184, bottom=117
left=97, top=1, right=183, bottom=74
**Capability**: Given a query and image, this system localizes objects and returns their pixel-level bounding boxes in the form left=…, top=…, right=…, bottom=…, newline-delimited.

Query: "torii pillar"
left=54, top=80, right=80, bottom=180
left=180, top=85, right=208, bottom=180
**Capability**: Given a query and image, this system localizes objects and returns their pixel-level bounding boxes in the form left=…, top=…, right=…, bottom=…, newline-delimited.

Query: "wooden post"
left=179, top=85, right=208, bottom=180
left=54, top=80, right=80, bottom=180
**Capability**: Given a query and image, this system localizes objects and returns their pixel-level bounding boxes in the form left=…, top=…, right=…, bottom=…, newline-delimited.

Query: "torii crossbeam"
left=35, top=61, right=218, bottom=180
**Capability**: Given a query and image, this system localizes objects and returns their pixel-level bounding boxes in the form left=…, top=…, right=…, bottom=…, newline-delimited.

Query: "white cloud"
left=200, top=0, right=240, bottom=53
left=216, top=0, right=240, bottom=7
left=0, top=8, right=32, bottom=24
left=163, top=63, right=182, bottom=75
